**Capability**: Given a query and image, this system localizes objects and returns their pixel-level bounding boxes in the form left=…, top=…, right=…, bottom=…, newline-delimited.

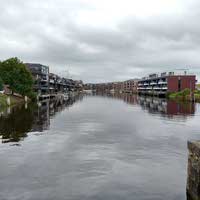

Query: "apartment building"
left=123, top=79, right=139, bottom=93
left=26, top=63, right=49, bottom=96
left=137, top=72, right=196, bottom=96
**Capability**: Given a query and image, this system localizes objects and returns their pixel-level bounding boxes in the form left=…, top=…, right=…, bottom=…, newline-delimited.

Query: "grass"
left=0, top=94, right=8, bottom=107
left=194, top=92, right=200, bottom=102
left=0, top=93, right=25, bottom=108
left=168, top=88, right=200, bottom=102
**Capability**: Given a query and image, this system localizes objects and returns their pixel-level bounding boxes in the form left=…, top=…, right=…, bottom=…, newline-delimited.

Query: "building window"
left=178, top=78, right=181, bottom=91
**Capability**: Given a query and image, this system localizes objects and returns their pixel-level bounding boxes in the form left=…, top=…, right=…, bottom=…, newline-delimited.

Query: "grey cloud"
left=0, top=0, right=200, bottom=82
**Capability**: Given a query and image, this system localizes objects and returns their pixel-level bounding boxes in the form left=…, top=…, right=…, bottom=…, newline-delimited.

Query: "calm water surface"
left=0, top=94, right=200, bottom=200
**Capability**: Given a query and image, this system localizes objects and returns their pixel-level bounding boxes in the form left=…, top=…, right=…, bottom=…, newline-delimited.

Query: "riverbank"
left=168, top=89, right=200, bottom=102
left=0, top=93, right=25, bottom=108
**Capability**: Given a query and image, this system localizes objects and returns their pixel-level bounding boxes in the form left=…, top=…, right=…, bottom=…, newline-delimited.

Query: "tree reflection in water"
left=0, top=93, right=196, bottom=144
left=0, top=95, right=83, bottom=144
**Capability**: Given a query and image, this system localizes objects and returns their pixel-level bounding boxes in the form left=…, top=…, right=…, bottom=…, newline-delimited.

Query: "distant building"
left=26, top=63, right=81, bottom=99
left=84, top=79, right=138, bottom=94
left=49, top=73, right=57, bottom=95
left=137, top=72, right=196, bottom=96
left=113, top=82, right=123, bottom=93
left=26, top=63, right=49, bottom=97
left=123, top=79, right=139, bottom=93
left=74, top=80, right=83, bottom=92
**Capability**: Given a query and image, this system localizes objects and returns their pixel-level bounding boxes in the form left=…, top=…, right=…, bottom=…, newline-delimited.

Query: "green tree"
left=0, top=57, right=33, bottom=96
left=0, top=77, right=3, bottom=91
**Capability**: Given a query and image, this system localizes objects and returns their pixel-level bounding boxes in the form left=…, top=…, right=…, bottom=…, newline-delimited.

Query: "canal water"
left=0, top=94, right=200, bottom=200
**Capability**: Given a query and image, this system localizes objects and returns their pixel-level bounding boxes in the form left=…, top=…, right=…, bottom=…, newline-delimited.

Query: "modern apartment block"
left=45, top=73, right=77, bottom=95
left=26, top=63, right=49, bottom=96
left=26, top=63, right=82, bottom=99
left=137, top=72, right=196, bottom=96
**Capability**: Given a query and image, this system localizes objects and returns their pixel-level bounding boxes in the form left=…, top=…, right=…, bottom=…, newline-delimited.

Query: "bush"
left=27, top=91, right=37, bottom=101
left=180, top=88, right=190, bottom=96
left=194, top=90, right=200, bottom=95
left=168, top=88, right=192, bottom=101
left=0, top=77, right=3, bottom=91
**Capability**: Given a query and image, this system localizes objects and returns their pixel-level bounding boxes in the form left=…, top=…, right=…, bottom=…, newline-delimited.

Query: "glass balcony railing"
left=158, top=81, right=167, bottom=85
left=150, top=82, right=157, bottom=85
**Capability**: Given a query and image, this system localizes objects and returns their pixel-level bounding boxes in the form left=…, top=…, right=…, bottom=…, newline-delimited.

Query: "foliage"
left=194, top=89, right=200, bottom=101
left=0, top=77, right=3, bottom=91
left=194, top=89, right=200, bottom=95
left=0, top=57, right=33, bottom=97
left=27, top=91, right=37, bottom=101
left=0, top=94, right=25, bottom=108
left=0, top=94, right=8, bottom=107
left=168, top=88, right=191, bottom=101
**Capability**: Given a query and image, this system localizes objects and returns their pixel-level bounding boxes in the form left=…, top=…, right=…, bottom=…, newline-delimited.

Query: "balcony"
left=150, top=82, right=157, bottom=85
left=158, top=81, right=167, bottom=85
left=153, top=87, right=161, bottom=90
left=49, top=79, right=54, bottom=84
left=40, top=86, right=49, bottom=90
left=41, top=78, right=48, bottom=82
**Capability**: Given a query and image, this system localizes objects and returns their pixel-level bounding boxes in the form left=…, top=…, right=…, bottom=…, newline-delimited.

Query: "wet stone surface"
left=187, top=141, right=200, bottom=200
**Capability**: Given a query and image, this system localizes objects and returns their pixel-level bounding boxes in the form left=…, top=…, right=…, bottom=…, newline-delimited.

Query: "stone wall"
left=187, top=141, right=200, bottom=200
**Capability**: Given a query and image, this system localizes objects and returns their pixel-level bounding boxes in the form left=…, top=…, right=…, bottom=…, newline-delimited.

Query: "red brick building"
left=138, top=72, right=196, bottom=95
left=123, top=79, right=139, bottom=93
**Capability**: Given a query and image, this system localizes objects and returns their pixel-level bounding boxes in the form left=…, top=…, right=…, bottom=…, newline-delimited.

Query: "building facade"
left=137, top=72, right=196, bottom=95
left=123, top=79, right=139, bottom=93
left=26, top=63, right=49, bottom=97
left=26, top=63, right=82, bottom=99
left=84, top=79, right=139, bottom=94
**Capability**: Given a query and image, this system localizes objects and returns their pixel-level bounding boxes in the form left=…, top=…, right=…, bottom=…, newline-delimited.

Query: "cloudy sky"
left=0, top=0, right=200, bottom=83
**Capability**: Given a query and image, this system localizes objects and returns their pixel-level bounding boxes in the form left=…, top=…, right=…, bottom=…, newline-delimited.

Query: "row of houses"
left=26, top=63, right=83, bottom=99
left=84, top=71, right=197, bottom=96
left=84, top=79, right=139, bottom=94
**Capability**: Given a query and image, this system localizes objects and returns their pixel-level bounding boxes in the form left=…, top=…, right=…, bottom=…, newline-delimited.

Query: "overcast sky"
left=0, top=0, right=200, bottom=83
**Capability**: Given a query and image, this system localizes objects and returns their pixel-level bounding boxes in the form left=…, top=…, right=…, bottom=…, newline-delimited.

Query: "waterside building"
left=26, top=63, right=83, bottom=99
left=137, top=72, right=196, bottom=96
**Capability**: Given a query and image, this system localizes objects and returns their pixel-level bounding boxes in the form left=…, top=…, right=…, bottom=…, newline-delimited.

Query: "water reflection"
left=0, top=93, right=199, bottom=199
left=0, top=93, right=196, bottom=144
left=0, top=95, right=83, bottom=144
left=94, top=92, right=195, bottom=118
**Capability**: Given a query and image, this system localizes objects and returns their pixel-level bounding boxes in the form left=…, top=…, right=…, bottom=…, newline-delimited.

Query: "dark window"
left=178, top=78, right=181, bottom=91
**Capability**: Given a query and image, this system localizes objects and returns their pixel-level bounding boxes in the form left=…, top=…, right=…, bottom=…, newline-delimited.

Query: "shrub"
left=27, top=91, right=37, bottom=101
left=0, top=77, right=3, bottom=91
